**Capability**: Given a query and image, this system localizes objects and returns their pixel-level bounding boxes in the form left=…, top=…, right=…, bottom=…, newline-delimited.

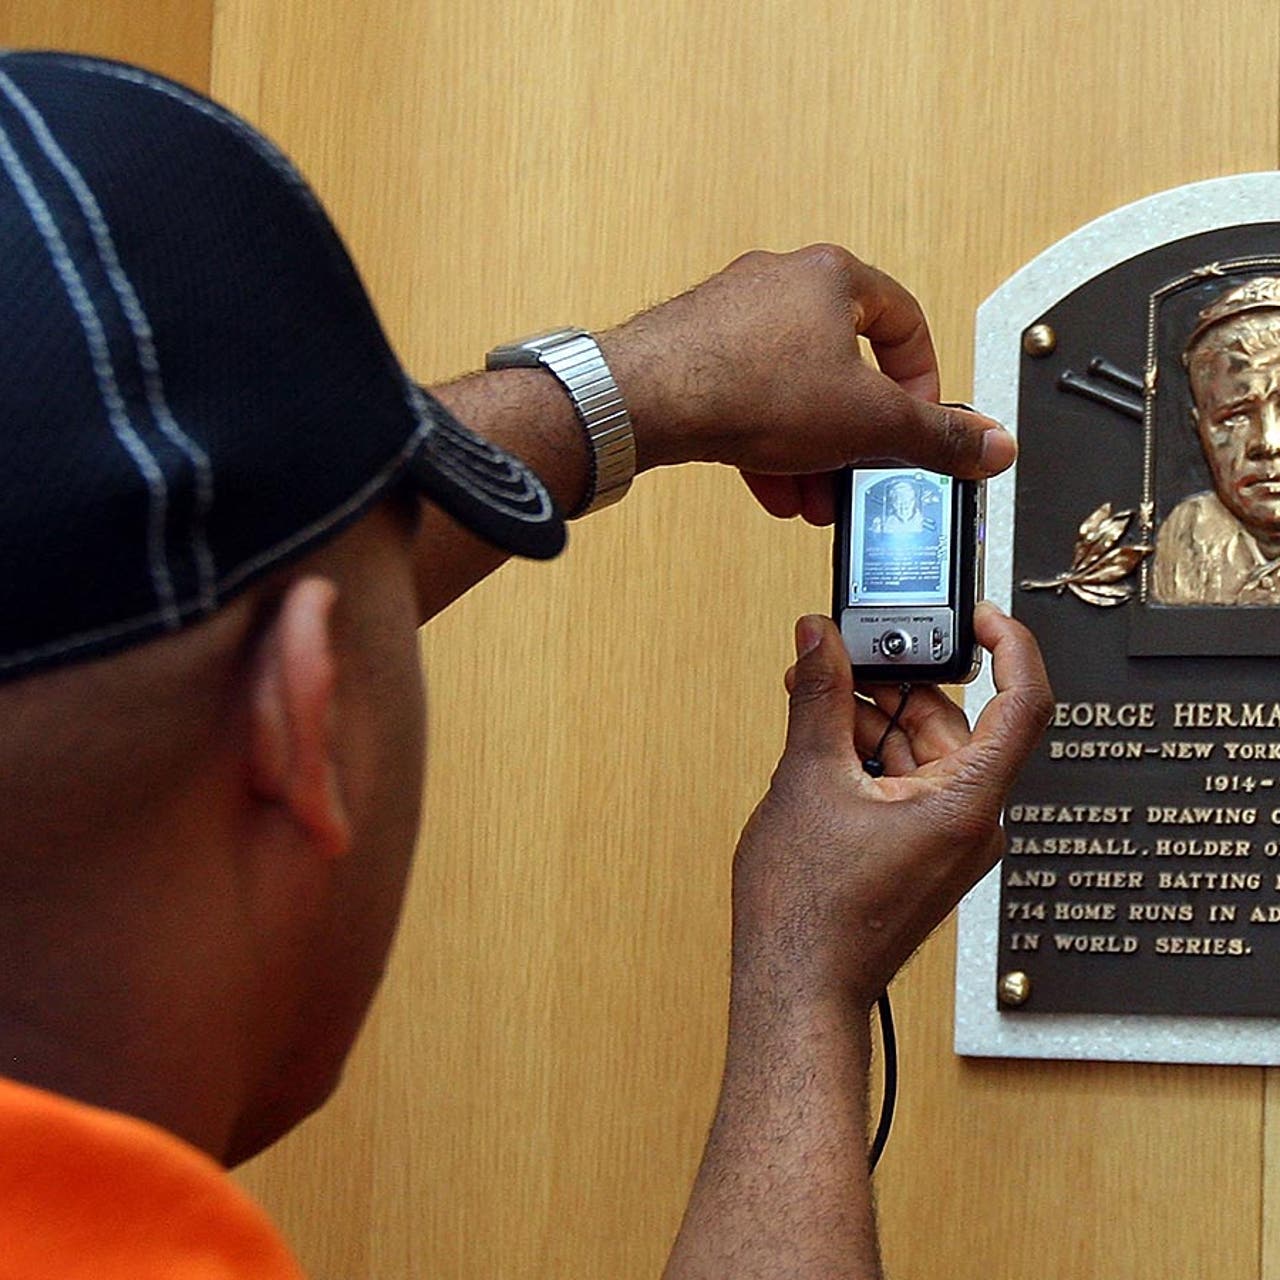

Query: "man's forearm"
left=415, top=369, right=589, bottom=621
left=664, top=978, right=882, bottom=1280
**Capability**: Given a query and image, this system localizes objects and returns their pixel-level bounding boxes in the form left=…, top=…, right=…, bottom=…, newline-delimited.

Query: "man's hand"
left=734, top=603, right=1052, bottom=1008
left=600, top=244, right=1015, bottom=525
left=664, top=607, right=1051, bottom=1279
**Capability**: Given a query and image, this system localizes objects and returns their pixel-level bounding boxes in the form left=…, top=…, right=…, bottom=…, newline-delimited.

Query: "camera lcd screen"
left=846, top=468, right=952, bottom=606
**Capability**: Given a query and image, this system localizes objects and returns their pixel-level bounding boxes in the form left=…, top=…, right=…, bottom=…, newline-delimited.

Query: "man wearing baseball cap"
left=0, top=51, right=1051, bottom=1278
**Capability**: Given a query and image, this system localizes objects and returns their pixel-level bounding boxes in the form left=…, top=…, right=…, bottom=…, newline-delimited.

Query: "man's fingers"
left=847, top=257, right=942, bottom=402
left=850, top=683, right=971, bottom=774
left=782, top=616, right=858, bottom=758
left=796, top=473, right=837, bottom=525
left=838, top=252, right=1014, bottom=477
left=849, top=373, right=1017, bottom=479
left=867, top=681, right=970, bottom=764
left=852, top=696, right=919, bottom=773
left=741, top=472, right=803, bottom=518
left=741, top=472, right=838, bottom=526
left=964, top=602, right=1055, bottom=793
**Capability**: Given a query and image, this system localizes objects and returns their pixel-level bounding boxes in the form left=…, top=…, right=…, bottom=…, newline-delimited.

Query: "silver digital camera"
left=832, top=451, right=985, bottom=685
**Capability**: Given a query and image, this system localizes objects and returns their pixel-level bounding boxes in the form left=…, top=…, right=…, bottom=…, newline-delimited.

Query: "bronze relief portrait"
left=1152, top=277, right=1280, bottom=605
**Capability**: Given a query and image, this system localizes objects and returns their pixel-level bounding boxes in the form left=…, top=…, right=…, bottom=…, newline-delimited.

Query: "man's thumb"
left=783, top=616, right=855, bottom=755
left=871, top=390, right=1016, bottom=480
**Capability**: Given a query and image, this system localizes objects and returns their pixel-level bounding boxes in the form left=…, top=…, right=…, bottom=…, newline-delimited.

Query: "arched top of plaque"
left=977, top=172, right=1280, bottom=394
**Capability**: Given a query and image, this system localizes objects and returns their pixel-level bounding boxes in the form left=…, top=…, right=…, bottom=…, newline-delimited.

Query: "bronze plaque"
left=956, top=178, right=1280, bottom=1056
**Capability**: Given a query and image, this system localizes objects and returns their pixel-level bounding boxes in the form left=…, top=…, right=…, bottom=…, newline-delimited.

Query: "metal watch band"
left=485, top=328, right=635, bottom=517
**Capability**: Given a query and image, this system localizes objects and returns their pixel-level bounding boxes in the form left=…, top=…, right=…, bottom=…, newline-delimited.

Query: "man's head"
left=1184, top=277, right=1280, bottom=541
left=0, top=52, right=561, bottom=1163
left=0, top=496, right=427, bottom=1163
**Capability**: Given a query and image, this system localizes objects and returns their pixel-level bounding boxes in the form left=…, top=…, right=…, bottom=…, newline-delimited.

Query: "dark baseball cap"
left=0, top=50, right=566, bottom=684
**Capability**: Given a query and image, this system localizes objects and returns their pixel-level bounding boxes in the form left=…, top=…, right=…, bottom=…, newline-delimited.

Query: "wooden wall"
left=5, top=2, right=1280, bottom=1276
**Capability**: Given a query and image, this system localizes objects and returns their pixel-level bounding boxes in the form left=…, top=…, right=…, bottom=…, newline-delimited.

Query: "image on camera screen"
left=847, top=468, right=951, bottom=606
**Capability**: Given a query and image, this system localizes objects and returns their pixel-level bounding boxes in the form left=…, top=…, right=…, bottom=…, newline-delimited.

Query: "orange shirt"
left=0, top=1075, right=305, bottom=1279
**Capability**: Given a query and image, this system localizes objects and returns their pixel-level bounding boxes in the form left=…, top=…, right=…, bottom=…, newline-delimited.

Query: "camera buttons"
left=879, top=629, right=911, bottom=659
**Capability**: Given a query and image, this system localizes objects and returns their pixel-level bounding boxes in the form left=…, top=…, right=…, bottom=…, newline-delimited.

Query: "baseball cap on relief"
left=0, top=50, right=565, bottom=683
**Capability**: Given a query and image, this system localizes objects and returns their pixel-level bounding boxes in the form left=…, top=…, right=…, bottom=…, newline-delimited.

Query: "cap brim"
left=407, top=386, right=567, bottom=561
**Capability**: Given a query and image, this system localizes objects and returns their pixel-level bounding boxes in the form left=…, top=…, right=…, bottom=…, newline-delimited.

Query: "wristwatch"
left=485, top=328, right=635, bottom=517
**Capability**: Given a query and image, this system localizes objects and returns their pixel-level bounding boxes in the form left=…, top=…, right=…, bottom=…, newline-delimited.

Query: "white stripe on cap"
left=0, top=68, right=217, bottom=612
left=0, top=113, right=179, bottom=626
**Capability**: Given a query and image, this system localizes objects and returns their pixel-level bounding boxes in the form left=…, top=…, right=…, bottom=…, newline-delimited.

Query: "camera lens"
left=880, top=630, right=909, bottom=659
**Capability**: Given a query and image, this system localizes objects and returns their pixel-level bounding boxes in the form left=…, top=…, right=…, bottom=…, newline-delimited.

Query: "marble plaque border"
left=956, top=172, right=1280, bottom=1064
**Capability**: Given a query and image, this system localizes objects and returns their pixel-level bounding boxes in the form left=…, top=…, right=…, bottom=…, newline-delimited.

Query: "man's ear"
left=248, top=576, right=351, bottom=859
